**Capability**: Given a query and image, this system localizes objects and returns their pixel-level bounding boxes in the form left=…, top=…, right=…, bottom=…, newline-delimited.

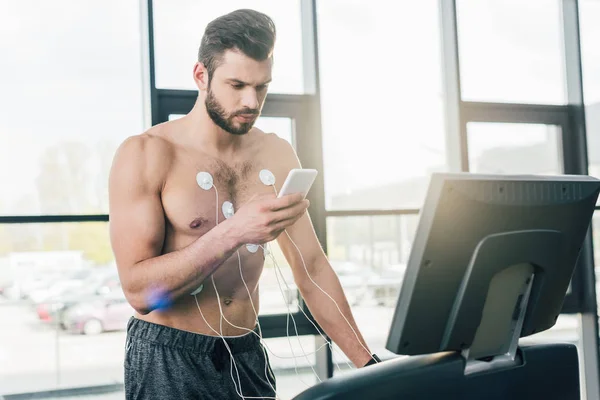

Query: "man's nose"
left=241, top=89, right=259, bottom=110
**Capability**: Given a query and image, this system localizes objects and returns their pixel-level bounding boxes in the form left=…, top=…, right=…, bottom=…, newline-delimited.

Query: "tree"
left=68, top=222, right=113, bottom=265
left=36, top=142, right=92, bottom=215
left=33, top=140, right=118, bottom=265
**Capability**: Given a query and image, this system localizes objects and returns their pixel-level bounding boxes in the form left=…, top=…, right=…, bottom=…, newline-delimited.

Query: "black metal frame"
left=0, top=215, right=109, bottom=224
left=2, top=0, right=599, bottom=395
left=562, top=1, right=600, bottom=397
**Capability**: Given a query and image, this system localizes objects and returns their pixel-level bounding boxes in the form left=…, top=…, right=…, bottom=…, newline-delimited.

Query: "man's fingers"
left=271, top=212, right=305, bottom=233
left=270, top=201, right=308, bottom=227
left=268, top=192, right=305, bottom=211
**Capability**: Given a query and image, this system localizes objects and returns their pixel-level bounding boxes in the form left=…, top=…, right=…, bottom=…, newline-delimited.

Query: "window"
left=466, top=122, right=563, bottom=174
left=0, top=222, right=123, bottom=394
left=457, top=0, right=566, bottom=104
left=0, top=221, right=306, bottom=395
left=579, top=0, right=600, bottom=106
left=152, top=0, right=306, bottom=94
left=264, top=336, right=319, bottom=399
left=326, top=215, right=418, bottom=369
left=521, top=314, right=580, bottom=346
left=579, top=0, right=600, bottom=197
left=316, top=0, right=447, bottom=211
left=0, top=1, right=145, bottom=216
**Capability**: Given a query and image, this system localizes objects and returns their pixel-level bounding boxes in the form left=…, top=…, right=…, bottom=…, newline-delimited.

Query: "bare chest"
left=162, top=158, right=273, bottom=236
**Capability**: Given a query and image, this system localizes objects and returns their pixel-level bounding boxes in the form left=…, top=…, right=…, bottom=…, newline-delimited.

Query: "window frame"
left=1, top=0, right=598, bottom=396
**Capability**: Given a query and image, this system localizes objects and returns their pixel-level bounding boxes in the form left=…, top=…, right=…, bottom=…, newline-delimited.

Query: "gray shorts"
left=124, top=317, right=277, bottom=399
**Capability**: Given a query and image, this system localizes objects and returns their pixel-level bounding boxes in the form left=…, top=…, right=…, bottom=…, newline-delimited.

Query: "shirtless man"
left=109, top=9, right=379, bottom=399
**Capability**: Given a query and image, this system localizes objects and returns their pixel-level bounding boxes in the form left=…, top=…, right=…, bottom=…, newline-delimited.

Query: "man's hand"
left=230, top=192, right=309, bottom=245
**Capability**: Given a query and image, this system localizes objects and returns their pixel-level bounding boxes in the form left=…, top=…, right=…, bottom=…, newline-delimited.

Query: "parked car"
left=28, top=269, right=93, bottom=304
left=367, top=263, right=406, bottom=307
left=62, top=291, right=133, bottom=335
left=331, top=261, right=378, bottom=306
left=34, top=270, right=122, bottom=326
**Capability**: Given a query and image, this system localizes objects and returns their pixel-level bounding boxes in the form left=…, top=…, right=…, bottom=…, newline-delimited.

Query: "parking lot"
left=0, top=258, right=584, bottom=399
left=0, top=291, right=581, bottom=399
left=0, top=297, right=392, bottom=399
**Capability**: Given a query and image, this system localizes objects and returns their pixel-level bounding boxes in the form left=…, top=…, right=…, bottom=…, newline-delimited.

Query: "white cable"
left=212, top=186, right=245, bottom=398
left=191, top=170, right=376, bottom=400
left=262, top=245, right=351, bottom=372
left=192, top=186, right=248, bottom=400
left=192, top=181, right=314, bottom=399
left=266, top=243, right=322, bottom=386
left=271, top=185, right=379, bottom=366
left=216, top=249, right=321, bottom=389
left=217, top=301, right=331, bottom=361
left=194, top=291, right=245, bottom=397
left=234, top=250, right=278, bottom=395
left=192, top=170, right=279, bottom=397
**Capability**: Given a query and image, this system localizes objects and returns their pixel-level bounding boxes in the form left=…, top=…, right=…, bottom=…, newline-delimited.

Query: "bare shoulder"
left=248, top=128, right=301, bottom=188
left=110, top=125, right=175, bottom=192
left=251, top=129, right=299, bottom=167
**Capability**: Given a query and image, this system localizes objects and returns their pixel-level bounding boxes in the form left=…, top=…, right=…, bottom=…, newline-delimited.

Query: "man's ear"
left=193, top=62, right=209, bottom=91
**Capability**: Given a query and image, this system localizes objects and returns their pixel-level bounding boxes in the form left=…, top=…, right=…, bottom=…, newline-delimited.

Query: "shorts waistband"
left=127, top=317, right=260, bottom=354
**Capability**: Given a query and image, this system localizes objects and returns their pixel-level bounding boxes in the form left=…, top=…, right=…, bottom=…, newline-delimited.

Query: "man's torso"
left=136, top=121, right=290, bottom=335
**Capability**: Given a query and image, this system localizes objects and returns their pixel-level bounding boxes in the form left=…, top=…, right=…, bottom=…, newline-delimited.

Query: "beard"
left=205, top=88, right=259, bottom=135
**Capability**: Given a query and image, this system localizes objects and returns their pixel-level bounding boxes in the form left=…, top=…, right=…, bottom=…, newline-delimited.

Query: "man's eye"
left=232, top=84, right=244, bottom=89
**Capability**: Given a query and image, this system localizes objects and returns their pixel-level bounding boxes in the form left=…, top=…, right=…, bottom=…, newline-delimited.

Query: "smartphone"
left=277, top=168, right=318, bottom=199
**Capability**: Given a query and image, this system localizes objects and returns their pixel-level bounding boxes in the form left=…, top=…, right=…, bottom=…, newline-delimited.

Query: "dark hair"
left=198, top=9, right=276, bottom=81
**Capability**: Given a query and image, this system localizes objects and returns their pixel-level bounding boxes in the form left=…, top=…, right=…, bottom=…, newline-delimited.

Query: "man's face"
left=204, top=50, right=272, bottom=135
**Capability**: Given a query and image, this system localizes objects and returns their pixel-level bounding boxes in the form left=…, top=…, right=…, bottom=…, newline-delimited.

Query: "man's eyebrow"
left=227, top=79, right=247, bottom=85
left=226, top=78, right=272, bottom=86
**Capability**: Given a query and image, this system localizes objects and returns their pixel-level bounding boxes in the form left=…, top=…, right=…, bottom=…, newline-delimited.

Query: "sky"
left=0, top=0, right=599, bottom=215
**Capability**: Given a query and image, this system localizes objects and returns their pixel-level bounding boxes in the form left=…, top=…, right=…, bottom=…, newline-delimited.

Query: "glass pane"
left=264, top=336, right=319, bottom=399
left=467, top=122, right=563, bottom=174
left=580, top=0, right=600, bottom=105
left=457, top=0, right=566, bottom=104
left=580, top=0, right=600, bottom=204
left=0, top=1, right=145, bottom=216
left=153, top=0, right=305, bottom=94
left=317, top=0, right=447, bottom=211
left=520, top=314, right=580, bottom=346
left=0, top=222, right=125, bottom=394
left=326, top=215, right=418, bottom=370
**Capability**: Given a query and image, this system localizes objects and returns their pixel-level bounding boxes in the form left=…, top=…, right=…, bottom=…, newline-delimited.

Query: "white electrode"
left=222, top=201, right=234, bottom=219
left=259, top=169, right=275, bottom=186
left=196, top=172, right=214, bottom=190
left=246, top=244, right=259, bottom=253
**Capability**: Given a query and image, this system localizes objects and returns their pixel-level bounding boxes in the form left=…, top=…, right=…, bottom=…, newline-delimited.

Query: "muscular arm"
left=109, top=135, right=242, bottom=315
left=272, top=138, right=373, bottom=368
